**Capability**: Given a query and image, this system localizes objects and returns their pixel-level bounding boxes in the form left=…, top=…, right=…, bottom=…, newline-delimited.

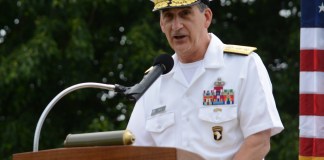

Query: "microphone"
left=33, top=54, right=173, bottom=151
left=115, top=54, right=174, bottom=101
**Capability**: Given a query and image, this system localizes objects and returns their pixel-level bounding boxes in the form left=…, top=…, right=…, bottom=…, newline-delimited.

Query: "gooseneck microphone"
left=33, top=54, right=173, bottom=152
left=115, top=54, right=174, bottom=101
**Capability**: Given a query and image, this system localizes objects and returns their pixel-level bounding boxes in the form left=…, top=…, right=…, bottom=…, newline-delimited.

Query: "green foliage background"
left=0, top=0, right=299, bottom=159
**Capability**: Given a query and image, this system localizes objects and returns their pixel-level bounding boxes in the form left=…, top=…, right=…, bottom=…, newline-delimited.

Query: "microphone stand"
left=33, top=54, right=173, bottom=152
left=33, top=82, right=116, bottom=152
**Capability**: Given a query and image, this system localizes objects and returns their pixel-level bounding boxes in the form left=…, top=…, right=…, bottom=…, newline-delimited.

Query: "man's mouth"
left=173, top=35, right=186, bottom=40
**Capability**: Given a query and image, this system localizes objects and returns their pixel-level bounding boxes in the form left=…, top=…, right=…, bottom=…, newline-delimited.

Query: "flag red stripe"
left=300, top=50, right=324, bottom=71
left=300, top=137, right=324, bottom=157
left=300, top=94, right=324, bottom=116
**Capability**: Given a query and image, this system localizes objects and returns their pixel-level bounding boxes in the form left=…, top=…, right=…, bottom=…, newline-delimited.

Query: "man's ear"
left=204, top=8, right=213, bottom=28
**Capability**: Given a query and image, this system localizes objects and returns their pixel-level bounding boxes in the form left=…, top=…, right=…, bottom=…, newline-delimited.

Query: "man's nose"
left=172, top=17, right=183, bottom=30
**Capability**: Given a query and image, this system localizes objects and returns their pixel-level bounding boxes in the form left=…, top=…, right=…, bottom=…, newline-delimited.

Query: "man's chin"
left=173, top=45, right=191, bottom=54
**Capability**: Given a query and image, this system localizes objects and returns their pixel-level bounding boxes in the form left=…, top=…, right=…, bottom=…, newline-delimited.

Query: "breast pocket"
left=145, top=112, right=175, bottom=133
left=198, top=105, right=237, bottom=123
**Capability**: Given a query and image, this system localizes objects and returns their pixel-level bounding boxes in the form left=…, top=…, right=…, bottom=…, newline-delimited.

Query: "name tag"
left=151, top=105, right=166, bottom=116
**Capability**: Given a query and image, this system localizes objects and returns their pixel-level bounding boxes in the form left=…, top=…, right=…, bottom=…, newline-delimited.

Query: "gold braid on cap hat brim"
left=153, top=0, right=199, bottom=11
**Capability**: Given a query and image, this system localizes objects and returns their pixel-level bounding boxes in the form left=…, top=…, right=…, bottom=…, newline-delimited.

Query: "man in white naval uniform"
left=127, top=0, right=284, bottom=159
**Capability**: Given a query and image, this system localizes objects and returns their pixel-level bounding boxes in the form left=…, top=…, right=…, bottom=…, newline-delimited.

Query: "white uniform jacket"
left=127, top=33, right=284, bottom=160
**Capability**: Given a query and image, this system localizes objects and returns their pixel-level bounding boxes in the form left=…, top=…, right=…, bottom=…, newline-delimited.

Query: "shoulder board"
left=224, top=44, right=257, bottom=56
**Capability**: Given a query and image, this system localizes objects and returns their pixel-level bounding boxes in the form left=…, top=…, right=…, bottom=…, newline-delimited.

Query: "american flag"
left=299, top=0, right=324, bottom=159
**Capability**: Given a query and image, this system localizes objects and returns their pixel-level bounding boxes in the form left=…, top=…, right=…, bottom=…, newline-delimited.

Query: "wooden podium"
left=13, top=146, right=205, bottom=160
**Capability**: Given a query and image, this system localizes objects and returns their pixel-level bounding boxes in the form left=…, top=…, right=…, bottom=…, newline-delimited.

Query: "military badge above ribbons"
left=203, top=78, right=234, bottom=106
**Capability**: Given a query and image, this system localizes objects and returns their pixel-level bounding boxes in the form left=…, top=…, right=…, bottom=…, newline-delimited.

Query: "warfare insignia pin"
left=203, top=78, right=235, bottom=106
left=212, top=126, right=223, bottom=141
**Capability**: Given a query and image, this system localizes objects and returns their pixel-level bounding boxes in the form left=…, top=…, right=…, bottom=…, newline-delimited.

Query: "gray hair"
left=197, top=2, right=209, bottom=12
